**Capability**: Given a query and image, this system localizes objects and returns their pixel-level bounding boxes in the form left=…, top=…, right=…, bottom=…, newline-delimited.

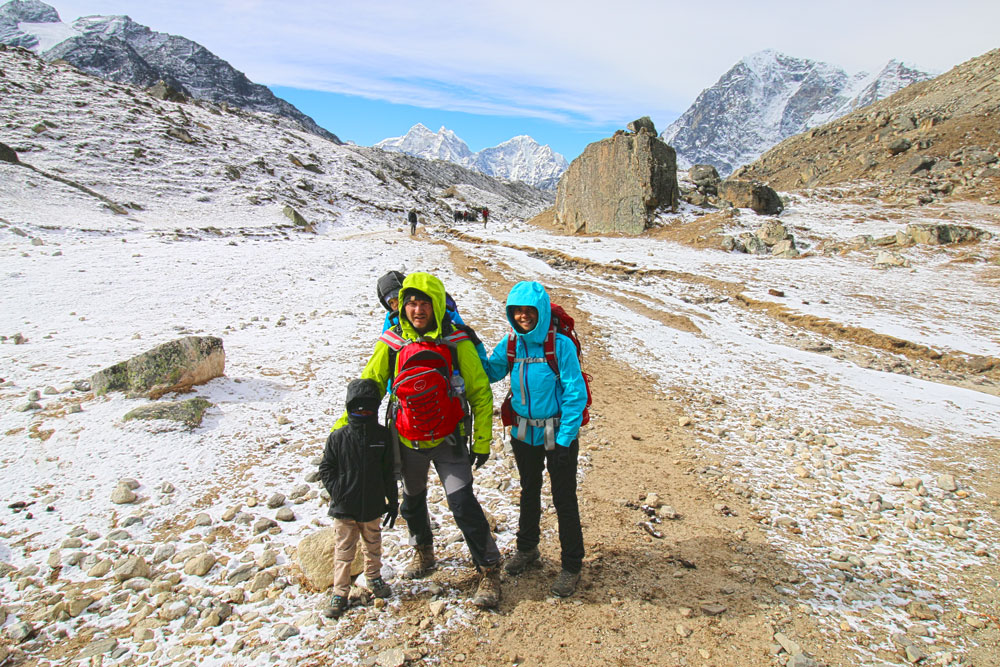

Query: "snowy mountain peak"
left=661, top=50, right=931, bottom=176
left=0, top=0, right=340, bottom=143
left=0, top=0, right=59, bottom=23
left=376, top=125, right=567, bottom=191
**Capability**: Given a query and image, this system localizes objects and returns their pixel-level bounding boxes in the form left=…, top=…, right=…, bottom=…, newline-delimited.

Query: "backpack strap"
left=542, top=325, right=560, bottom=376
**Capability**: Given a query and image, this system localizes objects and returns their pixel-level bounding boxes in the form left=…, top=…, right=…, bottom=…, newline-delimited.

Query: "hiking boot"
left=329, top=594, right=348, bottom=618
left=368, top=576, right=392, bottom=599
left=473, top=565, right=501, bottom=609
left=504, top=547, right=540, bottom=575
left=550, top=569, right=580, bottom=597
left=401, top=544, right=436, bottom=579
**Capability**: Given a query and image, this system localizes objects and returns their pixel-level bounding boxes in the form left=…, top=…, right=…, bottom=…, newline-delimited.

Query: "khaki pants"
left=333, top=517, right=383, bottom=596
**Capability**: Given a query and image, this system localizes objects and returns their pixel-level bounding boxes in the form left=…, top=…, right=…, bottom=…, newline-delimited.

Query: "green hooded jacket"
left=333, top=272, right=493, bottom=455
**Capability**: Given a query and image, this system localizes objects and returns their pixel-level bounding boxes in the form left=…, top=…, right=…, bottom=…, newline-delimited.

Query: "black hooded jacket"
left=319, top=379, right=397, bottom=522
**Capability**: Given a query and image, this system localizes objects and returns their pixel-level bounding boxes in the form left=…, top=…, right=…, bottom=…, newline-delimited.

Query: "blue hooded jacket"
left=485, top=281, right=587, bottom=448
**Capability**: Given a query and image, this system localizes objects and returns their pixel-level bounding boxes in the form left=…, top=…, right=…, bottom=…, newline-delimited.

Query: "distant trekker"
left=408, top=209, right=418, bottom=235
left=482, top=207, right=489, bottom=228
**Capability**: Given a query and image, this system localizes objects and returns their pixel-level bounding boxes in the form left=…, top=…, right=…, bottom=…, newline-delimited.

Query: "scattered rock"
left=110, top=484, right=138, bottom=505
left=112, top=555, right=150, bottom=582
left=123, top=397, right=213, bottom=428
left=91, top=336, right=225, bottom=399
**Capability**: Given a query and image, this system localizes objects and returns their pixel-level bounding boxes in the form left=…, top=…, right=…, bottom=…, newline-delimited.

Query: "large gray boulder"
left=91, top=336, right=225, bottom=399
left=718, top=179, right=784, bottom=215
left=555, top=127, right=678, bottom=234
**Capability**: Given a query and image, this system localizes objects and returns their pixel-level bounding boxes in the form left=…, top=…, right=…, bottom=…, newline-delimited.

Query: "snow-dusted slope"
left=661, top=50, right=930, bottom=176
left=377, top=125, right=568, bottom=191
left=0, top=0, right=340, bottom=143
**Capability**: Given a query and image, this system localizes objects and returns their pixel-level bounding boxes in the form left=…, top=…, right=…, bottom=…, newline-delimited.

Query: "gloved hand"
left=469, top=451, right=489, bottom=470
left=382, top=503, right=398, bottom=529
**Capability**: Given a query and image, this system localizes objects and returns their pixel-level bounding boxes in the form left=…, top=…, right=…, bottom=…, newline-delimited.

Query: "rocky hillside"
left=0, top=43, right=550, bottom=235
left=0, top=0, right=340, bottom=143
left=735, top=48, right=1000, bottom=205
left=376, top=124, right=568, bottom=191
left=661, top=50, right=930, bottom=177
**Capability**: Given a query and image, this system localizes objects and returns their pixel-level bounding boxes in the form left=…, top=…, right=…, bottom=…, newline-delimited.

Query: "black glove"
left=469, top=451, right=489, bottom=470
left=382, top=503, right=398, bottom=529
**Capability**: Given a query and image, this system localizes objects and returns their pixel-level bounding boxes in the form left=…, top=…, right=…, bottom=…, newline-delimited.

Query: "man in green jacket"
left=334, top=272, right=501, bottom=608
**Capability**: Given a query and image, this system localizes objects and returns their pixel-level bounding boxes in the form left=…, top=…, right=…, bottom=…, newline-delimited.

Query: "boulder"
left=689, top=164, right=720, bottom=194
left=627, top=116, right=657, bottom=135
left=0, top=141, right=19, bottom=164
left=905, top=223, right=989, bottom=245
left=719, top=179, right=783, bottom=215
left=296, top=528, right=364, bottom=591
left=756, top=220, right=790, bottom=246
left=886, top=137, right=912, bottom=155
left=555, top=128, right=678, bottom=234
left=146, top=80, right=187, bottom=103
left=282, top=205, right=313, bottom=231
left=123, top=397, right=213, bottom=428
left=91, top=336, right=225, bottom=399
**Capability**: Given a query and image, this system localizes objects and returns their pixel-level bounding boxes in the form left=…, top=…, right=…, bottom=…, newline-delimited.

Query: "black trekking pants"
left=511, top=437, right=584, bottom=574
left=398, top=438, right=500, bottom=568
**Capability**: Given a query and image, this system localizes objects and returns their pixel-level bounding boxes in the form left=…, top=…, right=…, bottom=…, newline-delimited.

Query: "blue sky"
left=44, top=1, right=1000, bottom=160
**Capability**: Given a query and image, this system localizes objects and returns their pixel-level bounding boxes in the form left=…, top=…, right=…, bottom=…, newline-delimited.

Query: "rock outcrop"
left=555, top=118, right=678, bottom=234
left=718, top=179, right=784, bottom=215
left=735, top=48, right=1000, bottom=204
left=91, top=336, right=225, bottom=399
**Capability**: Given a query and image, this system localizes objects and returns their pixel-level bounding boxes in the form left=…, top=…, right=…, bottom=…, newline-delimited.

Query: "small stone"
left=228, top=563, right=256, bottom=584
left=886, top=474, right=904, bottom=487
left=184, top=553, right=217, bottom=577
left=904, top=644, right=925, bottom=663
left=965, top=615, right=986, bottom=629
left=429, top=600, right=446, bottom=616
left=111, top=484, right=137, bottom=505
left=253, top=518, right=278, bottom=534
left=6, top=620, right=34, bottom=643
left=937, top=474, right=959, bottom=492
left=275, top=507, right=295, bottom=522
left=675, top=623, right=692, bottom=637
left=774, top=632, right=802, bottom=655
left=68, top=595, right=95, bottom=617
left=678, top=416, right=693, bottom=427
left=267, top=493, right=286, bottom=509
left=77, top=637, right=118, bottom=659
left=644, top=493, right=661, bottom=508
left=378, top=647, right=406, bottom=667
left=113, top=555, right=150, bottom=582
left=700, top=602, right=727, bottom=616
left=274, top=623, right=299, bottom=640
left=907, top=601, right=938, bottom=621
left=87, top=559, right=112, bottom=578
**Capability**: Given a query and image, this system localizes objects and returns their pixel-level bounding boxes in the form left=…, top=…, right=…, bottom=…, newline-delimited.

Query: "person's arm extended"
left=459, top=340, right=494, bottom=454
left=484, top=333, right=512, bottom=383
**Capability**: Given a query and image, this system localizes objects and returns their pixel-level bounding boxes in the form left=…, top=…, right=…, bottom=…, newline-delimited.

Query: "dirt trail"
left=422, top=241, right=849, bottom=667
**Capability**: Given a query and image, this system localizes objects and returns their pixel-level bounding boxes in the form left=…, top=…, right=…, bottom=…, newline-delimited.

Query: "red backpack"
left=501, top=303, right=593, bottom=427
left=380, top=326, right=470, bottom=442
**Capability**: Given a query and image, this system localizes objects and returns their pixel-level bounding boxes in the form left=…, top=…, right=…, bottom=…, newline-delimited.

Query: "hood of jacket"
left=345, top=377, right=381, bottom=420
left=398, top=272, right=446, bottom=339
left=506, top=281, right=551, bottom=345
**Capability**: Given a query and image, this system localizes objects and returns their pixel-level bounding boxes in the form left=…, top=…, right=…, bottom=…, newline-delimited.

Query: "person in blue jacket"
left=485, top=281, right=588, bottom=597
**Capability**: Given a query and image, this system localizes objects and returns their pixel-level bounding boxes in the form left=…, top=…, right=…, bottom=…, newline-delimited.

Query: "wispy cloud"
left=50, top=0, right=1000, bottom=127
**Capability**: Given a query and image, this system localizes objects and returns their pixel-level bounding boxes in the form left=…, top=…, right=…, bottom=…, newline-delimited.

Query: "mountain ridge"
left=376, top=124, right=568, bottom=191
left=0, top=0, right=341, bottom=143
left=661, top=49, right=931, bottom=177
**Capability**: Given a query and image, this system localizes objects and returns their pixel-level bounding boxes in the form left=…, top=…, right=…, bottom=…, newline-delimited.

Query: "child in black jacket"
left=319, top=378, right=398, bottom=618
